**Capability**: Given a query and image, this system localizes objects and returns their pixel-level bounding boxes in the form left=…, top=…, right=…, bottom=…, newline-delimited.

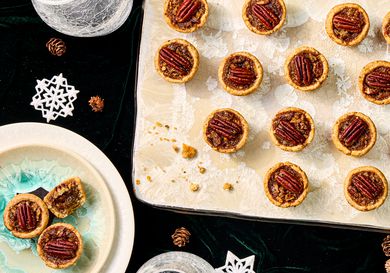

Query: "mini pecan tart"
left=44, top=177, right=86, bottom=219
left=155, top=39, right=199, bottom=84
left=242, top=0, right=286, bottom=35
left=344, top=166, right=388, bottom=212
left=37, top=223, right=83, bottom=269
left=3, top=194, right=49, bottom=239
left=332, top=112, right=376, bottom=157
left=270, top=107, right=315, bottom=152
left=325, top=3, right=369, bottom=46
left=218, top=52, right=263, bottom=96
left=358, top=61, right=390, bottom=105
left=264, top=162, right=309, bottom=208
left=284, top=46, right=329, bottom=92
left=383, top=12, right=390, bottom=44
left=203, top=108, right=249, bottom=153
left=164, top=0, right=209, bottom=33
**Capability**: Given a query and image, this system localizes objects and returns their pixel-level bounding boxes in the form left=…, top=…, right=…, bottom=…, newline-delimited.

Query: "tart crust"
left=218, top=51, right=263, bottom=96
left=344, top=166, right=388, bottom=212
left=358, top=60, right=390, bottom=105
left=264, top=162, right=309, bottom=208
left=37, top=223, right=83, bottom=269
left=154, top=38, right=199, bottom=84
left=242, top=0, right=287, bottom=35
left=332, top=112, right=376, bottom=157
left=382, top=12, right=390, bottom=44
left=284, top=46, right=329, bottom=92
left=325, top=3, right=370, bottom=46
left=203, top=108, right=249, bottom=153
left=164, top=0, right=209, bottom=33
left=3, top=193, right=49, bottom=239
left=270, top=107, right=315, bottom=152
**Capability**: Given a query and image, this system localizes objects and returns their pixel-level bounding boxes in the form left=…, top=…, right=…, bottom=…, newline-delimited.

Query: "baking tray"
left=132, top=0, right=390, bottom=232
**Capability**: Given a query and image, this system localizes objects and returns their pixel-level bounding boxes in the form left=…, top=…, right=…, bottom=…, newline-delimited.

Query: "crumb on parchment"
left=182, top=144, right=197, bottom=159
left=146, top=176, right=152, bottom=182
left=223, top=183, right=234, bottom=191
left=198, top=166, right=206, bottom=174
left=135, top=179, right=141, bottom=185
left=190, top=183, right=200, bottom=192
left=173, top=145, right=180, bottom=153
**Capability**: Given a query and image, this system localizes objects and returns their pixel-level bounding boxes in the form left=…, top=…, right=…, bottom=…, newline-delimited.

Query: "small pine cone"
left=171, top=227, right=191, bottom=247
left=386, top=259, right=390, bottom=273
left=382, top=235, right=390, bottom=256
left=46, top=37, right=66, bottom=56
left=89, top=96, right=105, bottom=112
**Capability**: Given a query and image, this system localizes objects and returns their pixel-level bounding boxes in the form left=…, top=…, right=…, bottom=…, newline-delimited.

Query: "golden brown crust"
left=269, top=107, right=315, bottom=152
left=164, top=0, right=209, bottom=33
left=332, top=112, right=377, bottom=157
left=382, top=12, right=390, bottom=44
left=37, top=223, right=83, bottom=269
left=344, top=166, right=388, bottom=211
left=203, top=108, right=249, bottom=153
left=358, top=60, right=390, bottom=105
left=154, top=38, right=199, bottom=84
left=263, top=162, right=309, bottom=208
left=284, top=46, right=329, bottom=92
left=218, top=51, right=263, bottom=96
left=3, top=193, right=49, bottom=239
left=242, top=0, right=286, bottom=35
left=325, top=3, right=370, bottom=47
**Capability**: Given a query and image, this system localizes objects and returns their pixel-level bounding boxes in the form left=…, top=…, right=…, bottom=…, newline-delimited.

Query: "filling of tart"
left=338, top=115, right=371, bottom=151
left=363, top=66, right=390, bottom=101
left=268, top=165, right=304, bottom=204
left=288, top=51, right=324, bottom=87
left=39, top=226, right=80, bottom=265
left=158, top=42, right=194, bottom=80
left=332, top=7, right=366, bottom=42
left=222, top=55, right=257, bottom=90
left=272, top=110, right=311, bottom=147
left=385, top=21, right=390, bottom=37
left=7, top=201, right=42, bottom=233
left=348, top=171, right=384, bottom=207
left=206, top=110, right=244, bottom=150
left=246, top=0, right=283, bottom=32
left=165, top=0, right=207, bottom=30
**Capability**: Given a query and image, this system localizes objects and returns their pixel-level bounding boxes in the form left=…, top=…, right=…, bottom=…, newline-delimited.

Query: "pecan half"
left=293, top=55, right=313, bottom=86
left=17, top=202, right=36, bottom=230
left=176, top=0, right=201, bottom=23
left=352, top=174, right=381, bottom=199
left=44, top=239, right=77, bottom=259
left=339, top=117, right=367, bottom=146
left=333, top=14, right=362, bottom=33
left=275, top=169, right=302, bottom=194
left=160, top=47, right=191, bottom=75
left=228, top=67, right=256, bottom=86
left=274, top=120, right=306, bottom=145
left=209, top=117, right=242, bottom=139
left=365, top=71, right=390, bottom=91
left=252, top=4, right=279, bottom=30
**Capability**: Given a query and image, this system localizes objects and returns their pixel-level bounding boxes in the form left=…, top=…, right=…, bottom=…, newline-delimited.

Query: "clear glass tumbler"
left=31, top=0, right=133, bottom=37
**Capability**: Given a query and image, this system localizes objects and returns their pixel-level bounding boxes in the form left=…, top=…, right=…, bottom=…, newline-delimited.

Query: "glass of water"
left=31, top=0, right=133, bottom=37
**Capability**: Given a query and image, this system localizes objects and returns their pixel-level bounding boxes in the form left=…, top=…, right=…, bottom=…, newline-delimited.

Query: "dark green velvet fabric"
left=0, top=1, right=387, bottom=272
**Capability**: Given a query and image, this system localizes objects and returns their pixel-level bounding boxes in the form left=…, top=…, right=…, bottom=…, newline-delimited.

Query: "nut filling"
left=332, top=7, right=366, bottom=43
left=165, top=0, right=207, bottom=30
left=246, top=0, right=283, bottom=32
left=338, top=115, right=371, bottom=151
left=222, top=55, right=257, bottom=90
left=7, top=201, right=41, bottom=233
left=272, top=111, right=311, bottom=147
left=206, top=110, right=244, bottom=150
left=288, top=51, right=324, bottom=87
left=268, top=166, right=304, bottom=204
left=348, top=171, right=384, bottom=207
left=363, top=66, right=390, bottom=101
left=158, top=43, right=194, bottom=80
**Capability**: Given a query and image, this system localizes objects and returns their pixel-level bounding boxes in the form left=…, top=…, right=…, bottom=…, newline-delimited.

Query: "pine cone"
left=382, top=235, right=390, bottom=256
left=88, top=96, right=105, bottom=112
left=171, top=227, right=191, bottom=247
left=46, top=38, right=66, bottom=56
left=386, top=259, right=390, bottom=273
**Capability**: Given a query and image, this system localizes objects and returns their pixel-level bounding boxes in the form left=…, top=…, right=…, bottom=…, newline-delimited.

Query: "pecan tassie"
left=359, top=61, right=390, bottom=105
left=382, top=12, right=390, bottom=44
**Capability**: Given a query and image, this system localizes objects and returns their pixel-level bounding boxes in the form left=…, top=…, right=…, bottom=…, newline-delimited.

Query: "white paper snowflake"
left=216, top=251, right=255, bottom=273
left=31, top=73, right=79, bottom=122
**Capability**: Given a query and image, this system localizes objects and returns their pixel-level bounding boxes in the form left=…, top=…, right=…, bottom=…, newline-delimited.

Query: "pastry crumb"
left=182, top=144, right=197, bottom=159
left=171, top=139, right=177, bottom=142
left=155, top=122, right=163, bottom=127
left=135, top=179, right=141, bottom=185
left=146, top=176, right=152, bottom=182
left=88, top=96, right=105, bottom=112
left=223, top=183, right=234, bottom=191
left=171, top=179, right=175, bottom=183
left=173, top=145, right=180, bottom=153
left=190, top=183, right=200, bottom=192
left=165, top=125, right=170, bottom=129
left=198, top=166, right=206, bottom=174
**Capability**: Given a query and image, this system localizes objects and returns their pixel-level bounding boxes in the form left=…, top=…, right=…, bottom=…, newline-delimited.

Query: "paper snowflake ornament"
left=216, top=251, right=255, bottom=273
left=31, top=73, right=79, bottom=122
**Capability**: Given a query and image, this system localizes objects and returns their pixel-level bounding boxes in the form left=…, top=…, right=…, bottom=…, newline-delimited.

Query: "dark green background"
left=0, top=0, right=387, bottom=272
